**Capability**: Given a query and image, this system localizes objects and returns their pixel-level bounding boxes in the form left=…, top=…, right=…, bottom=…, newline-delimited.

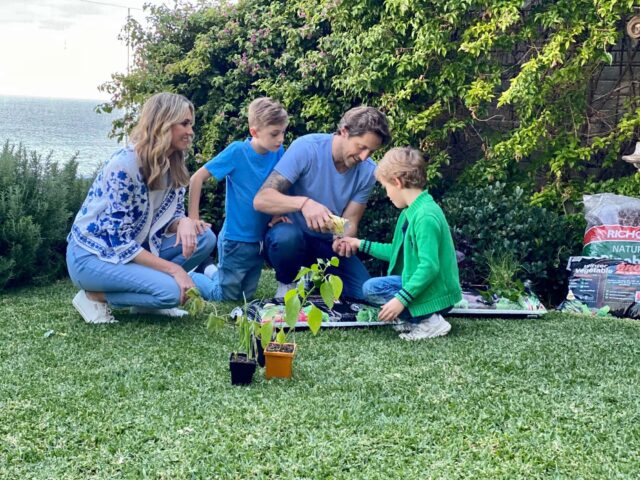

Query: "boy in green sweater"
left=338, top=147, right=462, bottom=340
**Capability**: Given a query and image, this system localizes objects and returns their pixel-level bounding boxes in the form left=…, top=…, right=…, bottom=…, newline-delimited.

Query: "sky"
left=0, top=0, right=174, bottom=100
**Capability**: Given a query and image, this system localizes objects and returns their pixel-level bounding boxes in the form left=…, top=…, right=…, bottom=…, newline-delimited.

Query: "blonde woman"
left=66, top=93, right=216, bottom=323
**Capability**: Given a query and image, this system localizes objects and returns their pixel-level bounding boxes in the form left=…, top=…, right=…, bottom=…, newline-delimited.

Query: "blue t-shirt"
left=275, top=133, right=377, bottom=239
left=205, top=139, right=284, bottom=242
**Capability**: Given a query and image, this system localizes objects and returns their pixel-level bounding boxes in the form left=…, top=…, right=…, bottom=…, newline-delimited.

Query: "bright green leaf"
left=294, top=267, right=312, bottom=281
left=320, top=281, right=334, bottom=309
left=285, top=294, right=301, bottom=329
left=308, top=305, right=323, bottom=335
left=329, top=275, right=343, bottom=300
left=260, top=320, right=274, bottom=346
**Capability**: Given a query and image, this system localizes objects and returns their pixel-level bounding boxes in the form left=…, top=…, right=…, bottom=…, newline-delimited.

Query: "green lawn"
left=1, top=273, right=639, bottom=479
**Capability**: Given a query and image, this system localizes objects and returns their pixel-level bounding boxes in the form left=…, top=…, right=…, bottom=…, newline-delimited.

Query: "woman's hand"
left=194, top=218, right=211, bottom=235
left=378, top=298, right=405, bottom=322
left=175, top=217, right=206, bottom=259
left=170, top=266, right=195, bottom=304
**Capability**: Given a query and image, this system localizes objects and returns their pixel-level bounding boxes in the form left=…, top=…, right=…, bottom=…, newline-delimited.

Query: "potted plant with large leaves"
left=262, top=257, right=343, bottom=380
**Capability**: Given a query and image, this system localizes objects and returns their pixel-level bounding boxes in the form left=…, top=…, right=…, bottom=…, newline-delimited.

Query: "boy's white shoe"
left=130, top=307, right=189, bottom=318
left=203, top=264, right=218, bottom=279
left=72, top=290, right=117, bottom=324
left=275, top=281, right=297, bottom=299
left=399, top=314, right=451, bottom=341
left=392, top=321, right=414, bottom=333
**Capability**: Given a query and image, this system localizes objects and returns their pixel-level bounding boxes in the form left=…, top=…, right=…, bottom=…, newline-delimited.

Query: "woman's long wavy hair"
left=130, top=92, right=193, bottom=190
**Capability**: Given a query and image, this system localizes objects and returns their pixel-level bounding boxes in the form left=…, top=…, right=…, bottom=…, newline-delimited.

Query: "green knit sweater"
left=360, top=190, right=462, bottom=317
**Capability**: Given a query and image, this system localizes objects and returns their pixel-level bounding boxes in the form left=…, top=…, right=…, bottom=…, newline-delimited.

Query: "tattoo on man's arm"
left=259, top=171, right=292, bottom=193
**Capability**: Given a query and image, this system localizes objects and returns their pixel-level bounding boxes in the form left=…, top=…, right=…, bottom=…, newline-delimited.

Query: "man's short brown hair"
left=248, top=97, right=288, bottom=129
left=337, top=106, right=391, bottom=145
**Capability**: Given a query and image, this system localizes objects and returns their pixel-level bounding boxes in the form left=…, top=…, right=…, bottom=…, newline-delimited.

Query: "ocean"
left=0, top=95, right=123, bottom=176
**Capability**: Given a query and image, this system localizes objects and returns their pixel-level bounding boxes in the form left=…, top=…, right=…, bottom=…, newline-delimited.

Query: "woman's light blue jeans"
left=66, top=230, right=216, bottom=309
left=362, top=275, right=428, bottom=324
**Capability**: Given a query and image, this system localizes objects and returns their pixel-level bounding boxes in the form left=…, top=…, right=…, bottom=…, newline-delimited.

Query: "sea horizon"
left=0, top=94, right=123, bottom=176
left=0, top=92, right=110, bottom=102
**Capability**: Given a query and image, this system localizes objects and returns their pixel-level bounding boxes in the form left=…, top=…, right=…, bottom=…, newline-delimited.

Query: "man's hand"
left=378, top=298, right=406, bottom=322
left=301, top=198, right=333, bottom=232
left=332, top=236, right=360, bottom=257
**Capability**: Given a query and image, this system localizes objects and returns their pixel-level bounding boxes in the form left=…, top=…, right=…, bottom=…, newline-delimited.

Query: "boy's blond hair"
left=375, top=147, right=427, bottom=189
left=248, top=97, right=288, bottom=129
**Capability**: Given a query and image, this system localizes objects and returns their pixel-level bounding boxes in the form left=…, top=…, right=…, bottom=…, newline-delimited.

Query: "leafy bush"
left=94, top=0, right=636, bottom=299
left=441, top=182, right=582, bottom=303
left=0, top=143, right=91, bottom=290
left=100, top=0, right=639, bottom=215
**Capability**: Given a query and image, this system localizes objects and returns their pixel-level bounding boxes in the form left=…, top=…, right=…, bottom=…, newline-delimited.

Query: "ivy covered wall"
left=97, top=0, right=640, bottom=299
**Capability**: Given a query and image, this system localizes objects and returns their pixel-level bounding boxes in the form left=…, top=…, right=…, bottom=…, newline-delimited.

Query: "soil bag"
left=559, top=256, right=640, bottom=318
left=583, top=193, right=640, bottom=263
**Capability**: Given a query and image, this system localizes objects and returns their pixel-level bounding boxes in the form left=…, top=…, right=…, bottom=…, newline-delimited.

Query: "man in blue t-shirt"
left=188, top=97, right=289, bottom=300
left=254, top=106, right=391, bottom=299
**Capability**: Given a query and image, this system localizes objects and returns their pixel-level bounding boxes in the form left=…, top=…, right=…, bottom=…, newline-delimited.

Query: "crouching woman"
left=66, top=92, right=216, bottom=323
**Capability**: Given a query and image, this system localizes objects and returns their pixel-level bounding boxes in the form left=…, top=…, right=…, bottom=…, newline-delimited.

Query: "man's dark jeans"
left=264, top=223, right=370, bottom=300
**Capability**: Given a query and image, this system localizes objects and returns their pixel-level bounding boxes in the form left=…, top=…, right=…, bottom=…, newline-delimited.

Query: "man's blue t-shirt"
left=274, top=133, right=376, bottom=239
left=205, top=139, right=283, bottom=242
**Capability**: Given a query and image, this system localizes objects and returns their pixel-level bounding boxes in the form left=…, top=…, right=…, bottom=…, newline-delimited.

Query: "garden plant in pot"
left=188, top=287, right=257, bottom=386
left=205, top=294, right=265, bottom=386
left=226, top=305, right=262, bottom=386
left=189, top=288, right=257, bottom=385
left=262, top=257, right=343, bottom=380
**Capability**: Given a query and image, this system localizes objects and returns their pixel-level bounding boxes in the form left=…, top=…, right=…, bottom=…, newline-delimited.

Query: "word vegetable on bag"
left=559, top=256, right=640, bottom=319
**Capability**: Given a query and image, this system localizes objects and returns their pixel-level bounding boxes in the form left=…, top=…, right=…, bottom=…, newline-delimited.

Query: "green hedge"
left=0, top=143, right=90, bottom=290
left=441, top=182, right=583, bottom=303
left=100, top=0, right=639, bottom=202
left=95, top=0, right=639, bottom=297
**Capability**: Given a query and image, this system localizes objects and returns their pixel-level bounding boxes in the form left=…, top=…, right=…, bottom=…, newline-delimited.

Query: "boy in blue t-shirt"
left=188, top=97, right=289, bottom=300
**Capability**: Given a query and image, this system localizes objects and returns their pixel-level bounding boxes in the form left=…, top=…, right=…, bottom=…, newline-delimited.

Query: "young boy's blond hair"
left=375, top=147, right=427, bottom=189
left=248, top=97, right=288, bottom=129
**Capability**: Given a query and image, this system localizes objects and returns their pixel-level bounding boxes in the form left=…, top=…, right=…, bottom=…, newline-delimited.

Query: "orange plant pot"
left=264, top=343, right=297, bottom=379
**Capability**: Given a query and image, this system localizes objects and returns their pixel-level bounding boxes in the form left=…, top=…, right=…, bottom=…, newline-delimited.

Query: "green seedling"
left=267, top=257, right=343, bottom=344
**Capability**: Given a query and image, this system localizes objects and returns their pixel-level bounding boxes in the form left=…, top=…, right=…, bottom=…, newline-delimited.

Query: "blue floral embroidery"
left=68, top=148, right=185, bottom=264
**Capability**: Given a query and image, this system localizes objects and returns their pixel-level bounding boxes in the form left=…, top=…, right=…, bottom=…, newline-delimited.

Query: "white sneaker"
left=204, top=264, right=218, bottom=279
left=399, top=314, right=451, bottom=341
left=392, top=321, right=414, bottom=333
left=72, top=290, right=117, bottom=324
left=130, top=307, right=189, bottom=317
left=275, top=281, right=297, bottom=298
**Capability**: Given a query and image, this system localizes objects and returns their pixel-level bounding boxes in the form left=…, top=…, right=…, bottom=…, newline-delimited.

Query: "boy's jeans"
left=362, top=275, right=428, bottom=324
left=190, top=236, right=263, bottom=301
left=66, top=229, right=216, bottom=309
left=264, top=222, right=370, bottom=300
